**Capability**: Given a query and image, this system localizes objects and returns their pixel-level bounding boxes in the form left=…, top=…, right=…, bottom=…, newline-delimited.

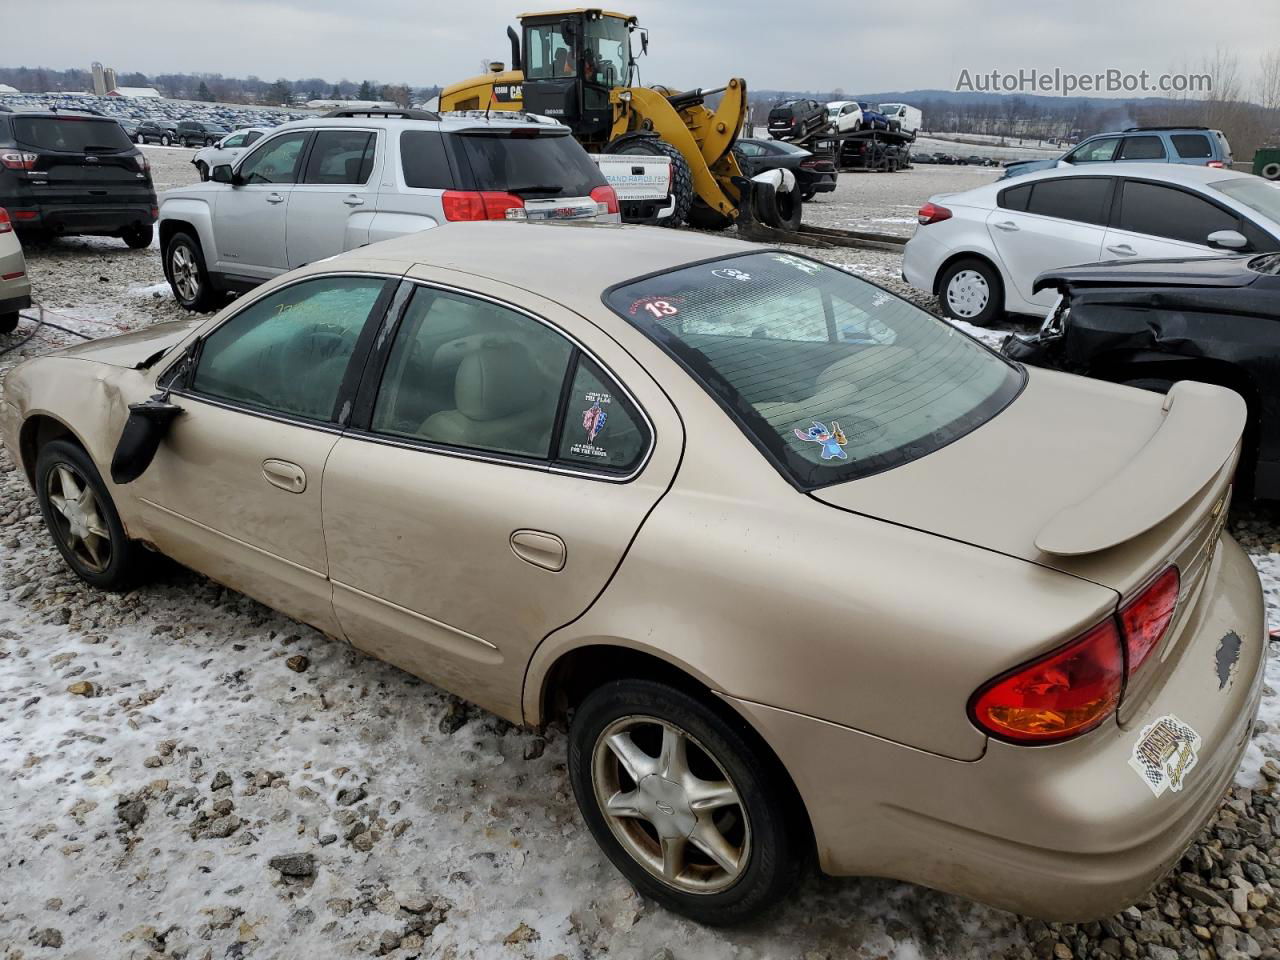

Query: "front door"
left=212, top=129, right=311, bottom=279
left=321, top=274, right=683, bottom=719
left=1102, top=178, right=1246, bottom=261
left=286, top=128, right=380, bottom=268
left=134, top=273, right=393, bottom=635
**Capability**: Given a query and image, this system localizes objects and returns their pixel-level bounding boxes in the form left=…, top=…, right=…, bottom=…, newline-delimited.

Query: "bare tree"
left=1260, top=50, right=1280, bottom=112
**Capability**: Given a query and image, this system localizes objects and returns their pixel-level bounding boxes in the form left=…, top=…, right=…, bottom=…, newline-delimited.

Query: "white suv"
left=159, top=109, right=620, bottom=311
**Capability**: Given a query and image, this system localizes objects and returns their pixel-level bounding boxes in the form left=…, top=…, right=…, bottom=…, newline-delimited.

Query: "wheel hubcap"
left=171, top=245, right=199, bottom=302
left=46, top=463, right=112, bottom=573
left=592, top=715, right=749, bottom=894
left=946, top=269, right=990, bottom=318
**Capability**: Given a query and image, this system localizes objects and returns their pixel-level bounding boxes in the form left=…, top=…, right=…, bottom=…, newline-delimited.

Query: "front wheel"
left=165, top=231, right=219, bottom=311
left=195, top=161, right=209, bottom=181
left=938, top=257, right=1004, bottom=327
left=35, top=440, right=149, bottom=591
left=569, top=679, right=803, bottom=926
left=0, top=312, right=19, bottom=335
left=122, top=225, right=153, bottom=249
left=160, top=134, right=171, bottom=146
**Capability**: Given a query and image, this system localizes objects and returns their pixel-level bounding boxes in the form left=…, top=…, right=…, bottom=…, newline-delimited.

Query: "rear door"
left=321, top=270, right=683, bottom=720
left=8, top=115, right=152, bottom=217
left=1102, top=178, right=1246, bottom=260
left=285, top=128, right=380, bottom=268
left=212, top=129, right=310, bottom=278
left=986, top=176, right=1112, bottom=307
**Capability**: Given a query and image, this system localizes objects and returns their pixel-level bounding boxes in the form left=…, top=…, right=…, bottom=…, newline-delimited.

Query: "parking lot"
left=5, top=145, right=1280, bottom=960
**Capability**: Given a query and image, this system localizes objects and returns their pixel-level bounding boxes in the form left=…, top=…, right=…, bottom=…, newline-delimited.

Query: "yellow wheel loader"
left=439, top=9, right=760, bottom=230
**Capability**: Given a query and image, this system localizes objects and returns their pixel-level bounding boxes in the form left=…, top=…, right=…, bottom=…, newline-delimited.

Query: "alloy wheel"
left=946, top=269, right=990, bottom=319
left=170, top=243, right=200, bottom=302
left=591, top=715, right=750, bottom=895
left=45, top=463, right=113, bottom=574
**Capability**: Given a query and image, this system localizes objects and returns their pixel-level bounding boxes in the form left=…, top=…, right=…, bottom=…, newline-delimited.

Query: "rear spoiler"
left=1035, top=381, right=1245, bottom=556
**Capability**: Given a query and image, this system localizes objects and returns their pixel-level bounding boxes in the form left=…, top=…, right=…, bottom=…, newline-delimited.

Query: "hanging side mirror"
left=110, top=397, right=184, bottom=484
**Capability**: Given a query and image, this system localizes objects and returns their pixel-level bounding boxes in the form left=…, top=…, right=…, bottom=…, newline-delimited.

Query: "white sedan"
left=191, top=127, right=271, bottom=180
left=902, top=163, right=1280, bottom=325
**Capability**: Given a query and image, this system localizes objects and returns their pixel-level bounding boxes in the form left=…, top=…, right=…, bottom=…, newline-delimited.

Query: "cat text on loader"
left=439, top=8, right=803, bottom=233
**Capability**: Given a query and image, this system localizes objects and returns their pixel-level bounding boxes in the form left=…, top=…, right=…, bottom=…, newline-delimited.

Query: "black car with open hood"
left=1004, top=253, right=1280, bottom=498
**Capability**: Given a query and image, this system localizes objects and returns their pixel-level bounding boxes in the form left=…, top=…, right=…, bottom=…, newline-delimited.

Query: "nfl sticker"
left=1128, top=715, right=1201, bottom=797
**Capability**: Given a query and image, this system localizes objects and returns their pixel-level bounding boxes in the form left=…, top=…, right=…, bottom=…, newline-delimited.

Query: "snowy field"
left=4, top=148, right=1280, bottom=960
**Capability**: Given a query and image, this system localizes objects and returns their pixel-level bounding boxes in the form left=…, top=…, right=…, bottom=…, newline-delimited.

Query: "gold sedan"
left=0, top=222, right=1265, bottom=925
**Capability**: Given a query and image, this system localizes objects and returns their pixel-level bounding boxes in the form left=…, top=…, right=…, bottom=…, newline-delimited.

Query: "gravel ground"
left=5, top=146, right=1280, bottom=960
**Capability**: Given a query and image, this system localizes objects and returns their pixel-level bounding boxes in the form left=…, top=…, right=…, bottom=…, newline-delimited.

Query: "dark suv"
left=0, top=111, right=158, bottom=247
left=177, top=120, right=230, bottom=148
left=134, top=120, right=179, bottom=146
left=767, top=99, right=826, bottom=140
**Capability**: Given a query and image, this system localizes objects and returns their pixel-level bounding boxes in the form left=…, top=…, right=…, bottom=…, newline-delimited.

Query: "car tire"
left=938, top=257, right=1004, bottom=327
left=0, top=311, right=19, bottom=335
left=195, top=161, right=209, bottom=181
left=1262, top=162, right=1280, bottom=181
left=165, top=231, right=219, bottom=312
left=134, top=133, right=143, bottom=144
left=122, top=225, right=153, bottom=249
left=568, top=678, right=803, bottom=926
left=160, top=134, right=171, bottom=146
left=686, top=200, right=734, bottom=231
left=801, top=187, right=817, bottom=202
left=35, top=439, right=149, bottom=592
left=755, top=181, right=803, bottom=230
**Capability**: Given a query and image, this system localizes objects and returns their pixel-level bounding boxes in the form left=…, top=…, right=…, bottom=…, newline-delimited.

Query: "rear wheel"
left=122, top=225, right=153, bottom=249
left=569, top=678, right=803, bottom=926
left=938, top=257, right=1003, bottom=327
left=160, top=134, right=171, bottom=146
left=35, top=440, right=148, bottom=591
left=165, top=231, right=219, bottom=312
left=0, top=312, right=19, bottom=335
left=1262, top=162, right=1280, bottom=181
left=603, top=134, right=693, bottom=228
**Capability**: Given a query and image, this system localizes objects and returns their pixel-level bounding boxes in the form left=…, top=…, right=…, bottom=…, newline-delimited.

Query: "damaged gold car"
left=0, top=222, right=1266, bottom=925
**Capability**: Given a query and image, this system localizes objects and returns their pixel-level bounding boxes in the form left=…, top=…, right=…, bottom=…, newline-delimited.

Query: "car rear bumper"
left=900, top=229, right=946, bottom=294
left=11, top=204, right=156, bottom=236
left=728, top=532, right=1265, bottom=920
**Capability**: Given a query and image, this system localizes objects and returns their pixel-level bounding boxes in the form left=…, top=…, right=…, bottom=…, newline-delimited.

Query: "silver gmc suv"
left=158, top=108, right=620, bottom=311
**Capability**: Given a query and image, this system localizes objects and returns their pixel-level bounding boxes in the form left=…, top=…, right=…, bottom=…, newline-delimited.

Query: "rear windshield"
left=453, top=131, right=605, bottom=198
left=1212, top=177, right=1280, bottom=224
left=12, top=116, right=134, bottom=153
left=769, top=106, right=796, bottom=119
left=605, top=252, right=1023, bottom=488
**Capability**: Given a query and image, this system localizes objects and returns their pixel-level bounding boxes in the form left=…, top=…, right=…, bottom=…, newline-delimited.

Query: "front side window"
left=372, top=289, right=574, bottom=458
left=524, top=23, right=576, bottom=79
left=302, top=130, right=375, bottom=185
left=605, top=253, right=1021, bottom=488
left=1026, top=177, right=1113, bottom=225
left=1117, top=181, right=1239, bottom=244
left=1118, top=136, right=1166, bottom=161
left=1069, top=138, right=1120, bottom=163
left=191, top=276, right=386, bottom=421
left=237, top=131, right=309, bottom=184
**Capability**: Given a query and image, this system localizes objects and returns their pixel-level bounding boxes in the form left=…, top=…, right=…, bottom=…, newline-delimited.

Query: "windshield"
left=583, top=16, right=629, bottom=87
left=1213, top=178, right=1280, bottom=224
left=454, top=131, right=606, bottom=197
left=13, top=116, right=134, bottom=152
left=605, top=252, right=1023, bottom=488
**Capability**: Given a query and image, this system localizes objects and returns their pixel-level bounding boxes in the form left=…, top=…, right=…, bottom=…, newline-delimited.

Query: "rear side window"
left=605, top=252, right=1022, bottom=489
left=1026, top=177, right=1112, bottom=225
left=1118, top=136, right=1166, bottom=161
left=1116, top=181, right=1239, bottom=244
left=400, top=130, right=455, bottom=189
left=1172, top=134, right=1213, bottom=159
left=303, top=130, right=375, bottom=185
left=557, top=357, right=647, bottom=471
left=12, top=117, right=133, bottom=153
left=998, top=183, right=1032, bottom=211
left=452, top=131, right=606, bottom=197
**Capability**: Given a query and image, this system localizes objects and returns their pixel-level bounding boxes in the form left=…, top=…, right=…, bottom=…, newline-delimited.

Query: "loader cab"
left=519, top=9, right=638, bottom=145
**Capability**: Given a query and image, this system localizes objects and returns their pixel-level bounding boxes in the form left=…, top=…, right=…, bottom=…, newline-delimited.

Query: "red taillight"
left=970, top=619, right=1124, bottom=744
left=590, top=185, right=619, bottom=215
left=0, top=208, right=11, bottom=234
left=11, top=210, right=38, bottom=221
left=917, top=202, right=952, bottom=225
left=0, top=271, right=23, bottom=281
left=0, top=151, right=37, bottom=171
left=1207, top=161, right=1225, bottom=169
left=441, top=190, right=525, bottom=222
left=150, top=206, right=159, bottom=219
left=135, top=154, right=150, bottom=174
left=1120, top=566, right=1180, bottom=677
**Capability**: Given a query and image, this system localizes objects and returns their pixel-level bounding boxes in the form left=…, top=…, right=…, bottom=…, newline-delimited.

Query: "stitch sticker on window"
left=793, top=420, right=848, bottom=461
left=558, top=360, right=647, bottom=470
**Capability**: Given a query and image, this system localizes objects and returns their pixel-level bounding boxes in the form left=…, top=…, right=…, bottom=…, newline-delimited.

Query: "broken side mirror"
left=1207, top=229, right=1248, bottom=251
left=110, top=397, right=183, bottom=484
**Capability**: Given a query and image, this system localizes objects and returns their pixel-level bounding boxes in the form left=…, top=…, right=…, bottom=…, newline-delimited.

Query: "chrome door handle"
left=1106, top=244, right=1136, bottom=256
left=343, top=195, right=365, bottom=206
left=266, top=193, right=285, bottom=204
left=262, top=459, right=306, bottom=493
left=994, top=220, right=1019, bottom=232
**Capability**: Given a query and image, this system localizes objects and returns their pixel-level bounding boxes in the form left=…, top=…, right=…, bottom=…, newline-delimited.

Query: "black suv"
left=766, top=99, right=826, bottom=140
left=176, top=120, right=230, bottom=148
left=134, top=120, right=179, bottom=145
left=0, top=111, right=158, bottom=247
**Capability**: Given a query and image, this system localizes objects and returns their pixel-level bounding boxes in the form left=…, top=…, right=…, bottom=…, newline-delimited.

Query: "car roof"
left=1007, top=162, right=1250, bottom=188
left=343, top=222, right=758, bottom=311
left=267, top=113, right=572, bottom=135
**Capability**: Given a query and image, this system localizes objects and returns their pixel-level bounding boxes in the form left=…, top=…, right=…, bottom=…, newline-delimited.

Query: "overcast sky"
left=17, top=0, right=1280, bottom=97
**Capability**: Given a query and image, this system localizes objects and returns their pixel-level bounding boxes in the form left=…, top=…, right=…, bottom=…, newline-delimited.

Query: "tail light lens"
left=442, top=190, right=525, bottom=222
left=1120, top=566, right=1180, bottom=677
left=0, top=208, right=11, bottom=234
left=969, top=620, right=1124, bottom=744
left=917, top=202, right=952, bottom=225
left=1207, top=161, right=1225, bottom=168
left=1, top=151, right=38, bottom=171
left=591, top=185, right=619, bottom=215
left=135, top=154, right=150, bottom=173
